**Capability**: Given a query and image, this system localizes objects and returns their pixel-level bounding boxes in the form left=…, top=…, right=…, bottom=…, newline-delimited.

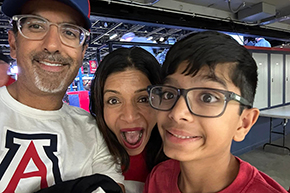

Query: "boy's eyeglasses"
left=12, top=15, right=90, bottom=48
left=147, top=85, right=252, bottom=118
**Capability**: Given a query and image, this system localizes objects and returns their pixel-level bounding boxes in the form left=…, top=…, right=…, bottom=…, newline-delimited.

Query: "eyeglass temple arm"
left=231, top=93, right=252, bottom=108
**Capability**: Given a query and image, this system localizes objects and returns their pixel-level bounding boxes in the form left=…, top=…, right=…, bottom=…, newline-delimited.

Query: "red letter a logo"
left=3, top=141, right=48, bottom=192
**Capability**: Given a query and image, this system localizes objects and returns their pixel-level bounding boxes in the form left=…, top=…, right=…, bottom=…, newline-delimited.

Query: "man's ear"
left=233, top=108, right=260, bottom=142
left=8, top=30, right=17, bottom=59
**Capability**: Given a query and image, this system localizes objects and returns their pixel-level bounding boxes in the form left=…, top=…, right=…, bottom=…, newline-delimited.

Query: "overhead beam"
left=90, top=1, right=290, bottom=41
left=237, top=2, right=276, bottom=22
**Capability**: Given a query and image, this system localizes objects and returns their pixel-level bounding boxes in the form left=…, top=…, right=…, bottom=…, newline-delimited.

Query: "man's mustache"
left=32, top=52, right=73, bottom=65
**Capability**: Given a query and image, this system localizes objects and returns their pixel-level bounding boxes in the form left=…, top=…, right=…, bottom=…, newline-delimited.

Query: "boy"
left=144, top=31, right=287, bottom=193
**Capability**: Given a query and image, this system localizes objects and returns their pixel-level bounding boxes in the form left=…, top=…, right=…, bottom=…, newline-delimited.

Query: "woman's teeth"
left=122, top=130, right=143, bottom=145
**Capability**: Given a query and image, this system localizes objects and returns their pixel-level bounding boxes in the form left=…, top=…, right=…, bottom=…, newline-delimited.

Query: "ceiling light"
left=147, top=36, right=153, bottom=40
left=110, top=34, right=118, bottom=40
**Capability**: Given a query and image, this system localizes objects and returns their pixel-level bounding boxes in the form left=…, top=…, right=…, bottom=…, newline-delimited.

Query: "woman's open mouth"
left=121, top=128, right=144, bottom=149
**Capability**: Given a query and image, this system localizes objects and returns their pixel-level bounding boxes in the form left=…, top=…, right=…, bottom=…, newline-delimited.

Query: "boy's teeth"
left=172, top=133, right=194, bottom=139
left=42, top=61, right=62, bottom=66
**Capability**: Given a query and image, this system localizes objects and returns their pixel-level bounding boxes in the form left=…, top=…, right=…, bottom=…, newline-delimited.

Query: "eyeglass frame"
left=11, top=14, right=90, bottom=48
left=147, top=85, right=253, bottom=118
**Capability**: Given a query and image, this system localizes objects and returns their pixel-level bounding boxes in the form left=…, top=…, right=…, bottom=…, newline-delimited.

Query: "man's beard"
left=31, top=51, right=75, bottom=94
left=33, top=69, right=68, bottom=93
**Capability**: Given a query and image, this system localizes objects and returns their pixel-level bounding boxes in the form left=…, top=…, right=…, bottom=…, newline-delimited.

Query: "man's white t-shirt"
left=0, top=86, right=124, bottom=193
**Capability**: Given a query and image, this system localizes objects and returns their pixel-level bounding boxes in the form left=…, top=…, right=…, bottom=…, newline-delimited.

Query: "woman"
left=90, top=47, right=167, bottom=193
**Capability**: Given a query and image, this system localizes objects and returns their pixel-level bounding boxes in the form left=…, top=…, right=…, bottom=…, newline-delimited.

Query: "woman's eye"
left=107, top=98, right=120, bottom=105
left=200, top=93, right=218, bottom=103
left=138, top=96, right=149, bottom=103
left=163, top=91, right=175, bottom=100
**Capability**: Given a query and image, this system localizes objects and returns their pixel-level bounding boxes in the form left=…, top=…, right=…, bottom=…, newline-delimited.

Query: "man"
left=0, top=51, right=15, bottom=87
left=0, top=0, right=124, bottom=192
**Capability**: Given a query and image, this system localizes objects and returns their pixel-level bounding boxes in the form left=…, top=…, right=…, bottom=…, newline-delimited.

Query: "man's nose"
left=41, top=25, right=62, bottom=54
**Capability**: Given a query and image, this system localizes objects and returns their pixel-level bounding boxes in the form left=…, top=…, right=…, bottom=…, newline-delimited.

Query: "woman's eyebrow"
left=104, top=90, right=120, bottom=95
left=135, top=88, right=147, bottom=94
left=104, top=88, right=148, bottom=94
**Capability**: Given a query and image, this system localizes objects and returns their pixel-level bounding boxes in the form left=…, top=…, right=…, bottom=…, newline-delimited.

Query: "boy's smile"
left=157, top=62, right=244, bottom=162
left=164, top=127, right=203, bottom=144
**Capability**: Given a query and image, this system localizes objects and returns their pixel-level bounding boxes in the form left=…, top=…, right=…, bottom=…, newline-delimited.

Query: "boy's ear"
left=233, top=107, right=260, bottom=142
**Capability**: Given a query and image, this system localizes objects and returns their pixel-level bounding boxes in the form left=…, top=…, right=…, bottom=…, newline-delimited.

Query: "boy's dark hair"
left=89, top=47, right=167, bottom=172
left=162, top=31, right=258, bottom=111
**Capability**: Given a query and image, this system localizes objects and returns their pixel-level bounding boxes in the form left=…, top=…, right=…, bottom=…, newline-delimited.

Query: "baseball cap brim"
left=1, top=0, right=91, bottom=29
